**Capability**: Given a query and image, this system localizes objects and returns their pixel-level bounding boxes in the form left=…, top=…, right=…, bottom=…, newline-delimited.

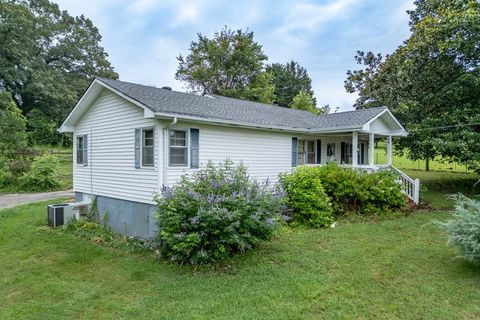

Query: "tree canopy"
left=291, top=91, right=326, bottom=115
left=266, top=61, right=316, bottom=107
left=176, top=28, right=318, bottom=107
left=0, top=92, right=27, bottom=157
left=345, top=0, right=480, bottom=171
left=175, top=28, right=269, bottom=101
left=0, top=0, right=117, bottom=145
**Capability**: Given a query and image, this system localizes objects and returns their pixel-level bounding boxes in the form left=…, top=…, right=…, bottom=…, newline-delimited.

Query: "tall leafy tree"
left=0, top=92, right=27, bottom=157
left=176, top=27, right=269, bottom=102
left=0, top=0, right=117, bottom=143
left=291, top=91, right=324, bottom=115
left=345, top=0, right=480, bottom=171
left=266, top=61, right=315, bottom=107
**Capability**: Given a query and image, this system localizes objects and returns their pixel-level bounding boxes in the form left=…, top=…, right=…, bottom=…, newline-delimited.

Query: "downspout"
left=163, top=117, right=177, bottom=187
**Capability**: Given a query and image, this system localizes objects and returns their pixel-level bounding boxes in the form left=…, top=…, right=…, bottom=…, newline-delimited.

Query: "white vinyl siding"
left=73, top=91, right=160, bottom=204
left=165, top=123, right=292, bottom=186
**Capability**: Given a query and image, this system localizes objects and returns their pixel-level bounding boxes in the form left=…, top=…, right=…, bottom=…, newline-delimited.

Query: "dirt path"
left=0, top=190, right=74, bottom=210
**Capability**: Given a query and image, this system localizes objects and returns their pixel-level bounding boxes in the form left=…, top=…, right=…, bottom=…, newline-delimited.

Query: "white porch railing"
left=344, top=164, right=420, bottom=204
left=387, top=166, right=420, bottom=204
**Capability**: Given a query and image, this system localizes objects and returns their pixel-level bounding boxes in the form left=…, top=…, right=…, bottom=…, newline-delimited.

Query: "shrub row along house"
left=59, top=78, right=417, bottom=238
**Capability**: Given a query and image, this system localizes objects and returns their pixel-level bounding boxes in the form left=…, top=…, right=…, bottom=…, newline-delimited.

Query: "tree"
left=266, top=61, right=316, bottom=107
left=0, top=0, right=117, bottom=144
left=0, top=92, right=27, bottom=157
left=345, top=0, right=480, bottom=171
left=234, top=71, right=276, bottom=104
left=175, top=27, right=268, bottom=101
left=27, top=108, right=64, bottom=146
left=291, top=91, right=325, bottom=115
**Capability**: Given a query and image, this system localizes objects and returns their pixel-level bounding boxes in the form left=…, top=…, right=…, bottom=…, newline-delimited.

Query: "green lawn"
left=1, top=200, right=479, bottom=319
left=374, top=142, right=472, bottom=173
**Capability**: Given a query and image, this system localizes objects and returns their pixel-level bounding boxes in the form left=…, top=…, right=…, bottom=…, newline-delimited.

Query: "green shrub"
left=279, top=166, right=333, bottom=227
left=0, top=158, right=12, bottom=187
left=279, top=163, right=407, bottom=221
left=155, top=160, right=286, bottom=264
left=314, top=163, right=407, bottom=215
left=438, top=194, right=480, bottom=266
left=19, top=154, right=60, bottom=191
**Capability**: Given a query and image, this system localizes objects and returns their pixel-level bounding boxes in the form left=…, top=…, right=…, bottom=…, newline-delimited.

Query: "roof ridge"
left=97, top=77, right=388, bottom=119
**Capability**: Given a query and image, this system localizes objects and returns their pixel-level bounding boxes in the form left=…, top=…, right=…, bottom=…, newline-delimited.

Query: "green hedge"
left=279, top=163, right=407, bottom=223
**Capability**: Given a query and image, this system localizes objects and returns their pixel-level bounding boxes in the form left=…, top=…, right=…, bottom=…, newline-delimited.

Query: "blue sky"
left=54, top=0, right=414, bottom=111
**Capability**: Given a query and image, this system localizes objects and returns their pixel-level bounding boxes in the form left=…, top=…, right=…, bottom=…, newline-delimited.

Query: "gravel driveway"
left=0, top=190, right=74, bottom=210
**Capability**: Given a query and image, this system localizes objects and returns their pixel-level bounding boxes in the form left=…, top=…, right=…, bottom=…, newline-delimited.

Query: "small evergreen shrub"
left=155, top=160, right=286, bottom=264
left=438, top=194, right=480, bottom=266
left=19, top=154, right=60, bottom=191
left=279, top=166, right=333, bottom=227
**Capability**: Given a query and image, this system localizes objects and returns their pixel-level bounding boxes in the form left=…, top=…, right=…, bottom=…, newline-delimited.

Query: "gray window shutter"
left=291, top=137, right=298, bottom=167
left=134, top=128, right=141, bottom=169
left=83, top=134, right=88, bottom=166
left=316, top=140, right=321, bottom=164
left=190, top=128, right=199, bottom=168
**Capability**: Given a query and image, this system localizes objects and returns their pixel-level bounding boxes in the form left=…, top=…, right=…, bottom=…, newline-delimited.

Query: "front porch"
left=294, top=110, right=420, bottom=204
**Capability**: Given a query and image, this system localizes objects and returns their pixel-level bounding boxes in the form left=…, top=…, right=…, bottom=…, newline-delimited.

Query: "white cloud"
left=128, top=0, right=159, bottom=14
left=283, top=0, right=358, bottom=32
left=173, top=3, right=201, bottom=25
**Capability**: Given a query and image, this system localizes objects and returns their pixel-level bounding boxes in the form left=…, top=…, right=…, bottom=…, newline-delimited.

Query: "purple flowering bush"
left=154, top=160, right=286, bottom=264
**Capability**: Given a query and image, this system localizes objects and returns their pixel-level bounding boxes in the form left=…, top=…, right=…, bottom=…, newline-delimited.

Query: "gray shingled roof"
left=98, top=78, right=387, bottom=131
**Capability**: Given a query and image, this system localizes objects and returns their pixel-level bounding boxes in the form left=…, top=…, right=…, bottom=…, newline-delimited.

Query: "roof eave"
left=153, top=112, right=311, bottom=133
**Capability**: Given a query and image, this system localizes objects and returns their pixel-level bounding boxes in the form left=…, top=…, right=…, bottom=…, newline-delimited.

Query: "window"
left=169, top=130, right=188, bottom=166
left=76, top=136, right=84, bottom=164
left=298, top=140, right=316, bottom=165
left=142, top=128, right=154, bottom=167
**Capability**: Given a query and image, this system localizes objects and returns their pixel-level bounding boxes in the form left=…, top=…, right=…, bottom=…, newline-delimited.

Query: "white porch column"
left=352, top=131, right=358, bottom=167
left=368, top=133, right=375, bottom=166
left=387, top=135, right=393, bottom=166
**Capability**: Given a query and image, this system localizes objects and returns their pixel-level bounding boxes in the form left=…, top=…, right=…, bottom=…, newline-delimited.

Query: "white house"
left=59, top=78, right=417, bottom=238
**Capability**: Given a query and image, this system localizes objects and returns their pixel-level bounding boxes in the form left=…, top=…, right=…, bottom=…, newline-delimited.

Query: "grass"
left=404, top=170, right=479, bottom=209
left=1, top=200, right=479, bottom=319
left=374, top=142, right=473, bottom=173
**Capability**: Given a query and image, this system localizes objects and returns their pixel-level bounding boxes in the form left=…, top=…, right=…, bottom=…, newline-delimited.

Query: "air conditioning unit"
left=47, top=202, right=91, bottom=227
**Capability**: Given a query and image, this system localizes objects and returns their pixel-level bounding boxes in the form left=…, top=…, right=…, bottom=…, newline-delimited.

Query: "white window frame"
left=297, top=139, right=316, bottom=165
left=76, top=135, right=84, bottom=165
left=141, top=127, right=155, bottom=168
left=168, top=129, right=189, bottom=167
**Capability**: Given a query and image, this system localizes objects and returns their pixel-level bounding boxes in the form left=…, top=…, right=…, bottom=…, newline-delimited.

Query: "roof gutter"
left=154, top=112, right=312, bottom=133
